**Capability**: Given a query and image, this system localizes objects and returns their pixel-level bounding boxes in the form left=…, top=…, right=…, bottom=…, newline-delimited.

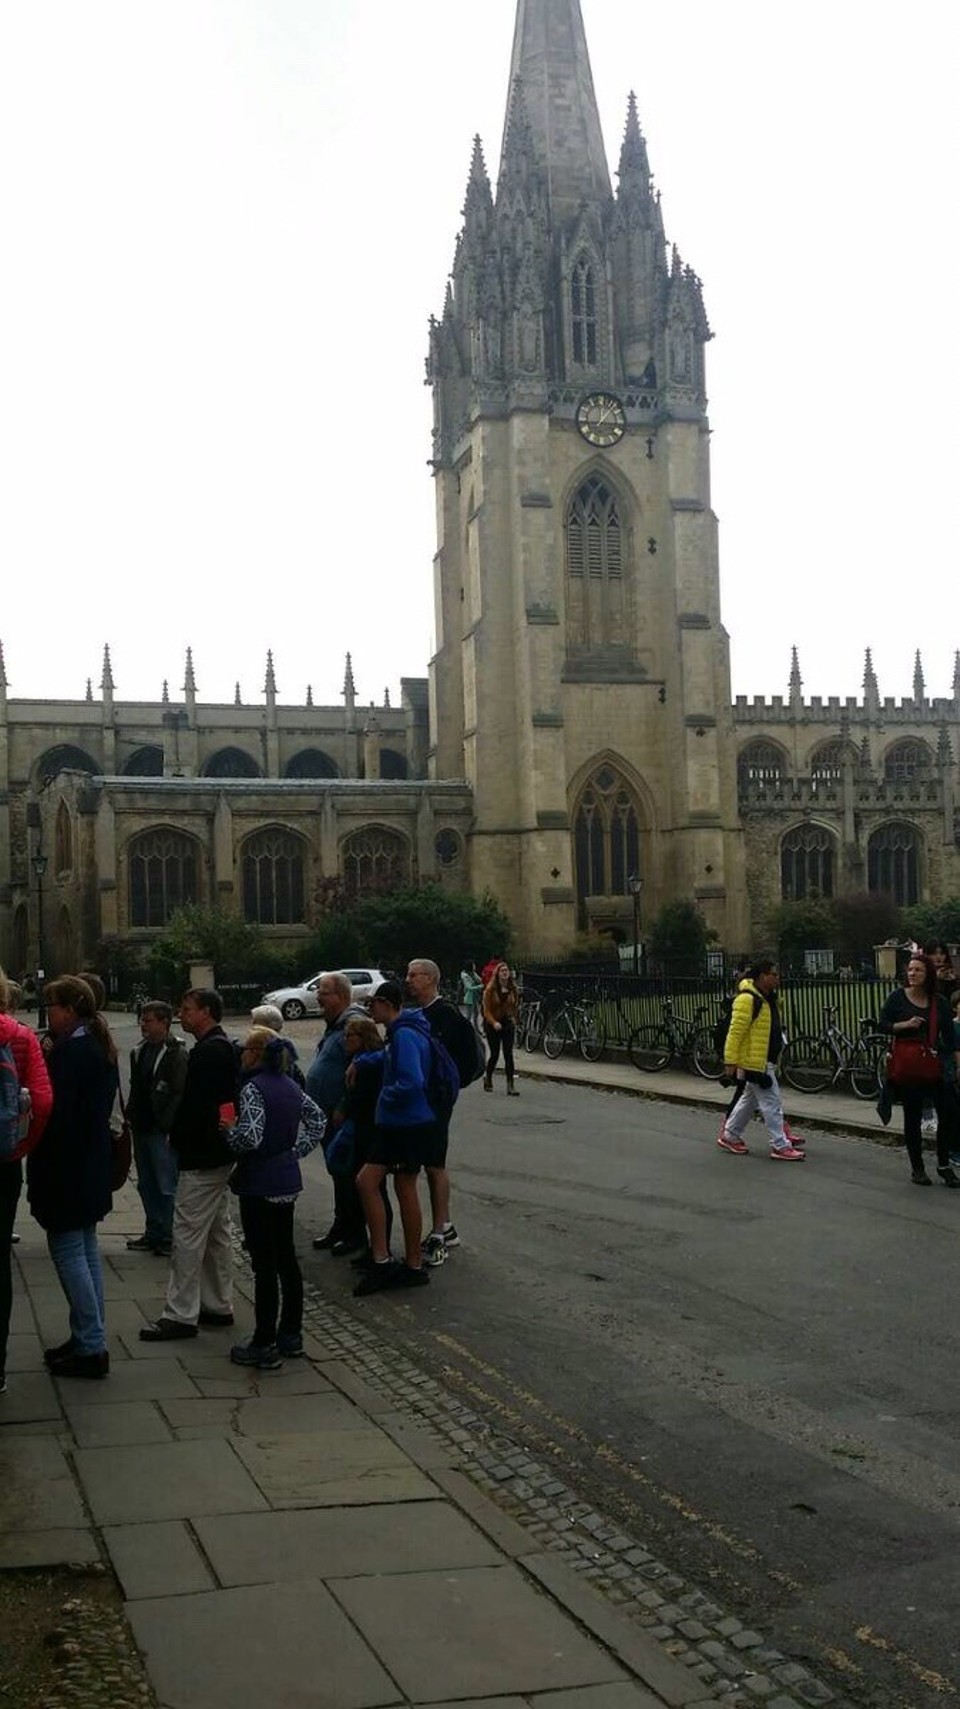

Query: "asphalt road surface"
left=108, top=1015, right=960, bottom=1707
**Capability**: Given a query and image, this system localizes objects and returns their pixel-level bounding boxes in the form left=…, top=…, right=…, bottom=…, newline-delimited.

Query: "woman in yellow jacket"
left=718, top=961, right=804, bottom=1160
left=482, top=964, right=520, bottom=1096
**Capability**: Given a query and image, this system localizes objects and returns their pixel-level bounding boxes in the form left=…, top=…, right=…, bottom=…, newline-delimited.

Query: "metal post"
left=628, top=874, right=643, bottom=977
left=32, top=851, right=48, bottom=1029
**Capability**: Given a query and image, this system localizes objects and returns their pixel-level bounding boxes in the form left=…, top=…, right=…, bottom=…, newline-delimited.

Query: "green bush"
left=648, top=900, right=717, bottom=973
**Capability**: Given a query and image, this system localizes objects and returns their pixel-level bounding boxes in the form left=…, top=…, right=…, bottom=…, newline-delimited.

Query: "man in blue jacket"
left=306, top=974, right=368, bottom=1256
left=351, top=982, right=436, bottom=1297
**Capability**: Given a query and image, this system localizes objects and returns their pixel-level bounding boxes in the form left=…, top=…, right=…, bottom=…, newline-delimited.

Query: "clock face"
left=576, top=392, right=626, bottom=447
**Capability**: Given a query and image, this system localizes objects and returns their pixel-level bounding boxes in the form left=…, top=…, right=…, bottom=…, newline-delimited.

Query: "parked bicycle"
left=542, top=996, right=606, bottom=1062
left=628, top=999, right=724, bottom=1078
left=779, top=1008, right=887, bottom=1098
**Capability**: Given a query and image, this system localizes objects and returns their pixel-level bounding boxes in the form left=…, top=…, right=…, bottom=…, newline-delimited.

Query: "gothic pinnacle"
left=85, top=678, right=93, bottom=704
left=463, top=134, right=493, bottom=231
left=0, top=640, right=7, bottom=689
left=184, top=647, right=196, bottom=695
left=954, top=651, right=960, bottom=699
left=343, top=653, right=356, bottom=698
left=100, top=644, right=114, bottom=692
left=863, top=647, right=878, bottom=698
left=161, top=679, right=170, bottom=705
left=264, top=650, right=277, bottom=697
left=306, top=684, right=313, bottom=708
left=789, top=645, right=802, bottom=697
left=913, top=649, right=925, bottom=703
left=234, top=682, right=242, bottom=707
left=617, top=91, right=650, bottom=185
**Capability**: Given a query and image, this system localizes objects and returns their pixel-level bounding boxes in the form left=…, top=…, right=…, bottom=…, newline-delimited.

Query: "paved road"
left=108, top=1014, right=960, bottom=1708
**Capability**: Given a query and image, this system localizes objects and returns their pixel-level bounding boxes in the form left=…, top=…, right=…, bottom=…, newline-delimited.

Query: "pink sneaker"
left=783, top=1122, right=804, bottom=1148
left=770, top=1144, right=805, bottom=1161
left=718, top=1132, right=749, bottom=1155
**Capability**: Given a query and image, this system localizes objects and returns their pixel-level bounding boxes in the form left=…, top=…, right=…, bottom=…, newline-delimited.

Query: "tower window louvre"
left=571, top=256, right=598, bottom=367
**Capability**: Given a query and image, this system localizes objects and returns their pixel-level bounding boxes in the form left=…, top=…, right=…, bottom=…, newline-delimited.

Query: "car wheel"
left=282, top=1000, right=306, bottom=1021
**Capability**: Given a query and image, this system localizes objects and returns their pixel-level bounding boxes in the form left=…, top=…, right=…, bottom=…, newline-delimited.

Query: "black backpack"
left=426, top=1002, right=484, bottom=1089
left=713, top=989, right=763, bottom=1056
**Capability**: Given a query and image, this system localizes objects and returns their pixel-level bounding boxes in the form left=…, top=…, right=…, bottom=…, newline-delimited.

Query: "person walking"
left=718, top=960, right=805, bottom=1161
left=482, top=962, right=520, bottom=1095
left=0, top=969, right=52, bottom=1395
left=125, top=1001, right=187, bottom=1257
left=306, top=974, right=369, bottom=1256
left=28, top=976, right=118, bottom=1379
left=458, top=962, right=484, bottom=1032
left=225, top=1028, right=325, bottom=1368
left=880, top=953, right=960, bottom=1187
left=140, top=989, right=240, bottom=1342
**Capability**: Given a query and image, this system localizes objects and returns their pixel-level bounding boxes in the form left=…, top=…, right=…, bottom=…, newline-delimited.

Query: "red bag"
left=886, top=1000, right=942, bottom=1089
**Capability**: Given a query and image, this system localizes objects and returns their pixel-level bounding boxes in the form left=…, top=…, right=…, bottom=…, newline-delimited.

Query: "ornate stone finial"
left=616, top=90, right=652, bottom=193
left=863, top=647, right=879, bottom=708
left=85, top=677, right=93, bottom=704
left=162, top=678, right=170, bottom=705
left=100, top=643, right=114, bottom=692
left=184, top=647, right=196, bottom=695
left=463, top=134, right=493, bottom=234
left=913, top=648, right=925, bottom=704
left=789, top=645, right=802, bottom=707
left=264, top=650, right=277, bottom=697
left=306, top=684, right=313, bottom=708
left=343, top=653, right=356, bottom=698
left=384, top=687, right=391, bottom=709
left=234, top=682, right=242, bottom=707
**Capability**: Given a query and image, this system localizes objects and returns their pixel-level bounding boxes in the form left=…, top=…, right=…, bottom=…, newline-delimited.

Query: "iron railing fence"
left=517, top=968, right=898, bottom=1049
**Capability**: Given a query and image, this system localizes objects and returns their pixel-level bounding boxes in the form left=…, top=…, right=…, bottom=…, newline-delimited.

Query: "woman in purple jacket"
left=226, top=1029, right=325, bottom=1369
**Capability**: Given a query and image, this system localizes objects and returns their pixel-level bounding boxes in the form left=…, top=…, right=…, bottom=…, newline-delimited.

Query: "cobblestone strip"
left=301, top=1281, right=851, bottom=1709
left=34, top=1569, right=154, bottom=1709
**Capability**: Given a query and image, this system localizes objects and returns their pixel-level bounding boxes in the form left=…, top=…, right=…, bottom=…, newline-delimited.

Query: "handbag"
left=887, top=1000, right=943, bottom=1089
left=111, top=1086, right=133, bottom=1192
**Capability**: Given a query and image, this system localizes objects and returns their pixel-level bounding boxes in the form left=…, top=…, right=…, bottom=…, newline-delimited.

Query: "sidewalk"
left=518, top=1051, right=891, bottom=1143
left=1, top=1191, right=718, bottom=1709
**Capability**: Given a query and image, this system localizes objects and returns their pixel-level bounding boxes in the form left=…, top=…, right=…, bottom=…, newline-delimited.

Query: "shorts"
left=366, top=1123, right=444, bottom=1174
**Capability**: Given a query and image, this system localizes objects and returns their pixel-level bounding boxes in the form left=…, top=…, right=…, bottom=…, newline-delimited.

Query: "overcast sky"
left=1, top=1, right=956, bottom=712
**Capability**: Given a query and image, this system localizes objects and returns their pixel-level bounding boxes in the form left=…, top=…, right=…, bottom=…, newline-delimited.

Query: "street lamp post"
left=31, top=850, right=48, bottom=1029
left=627, top=873, right=644, bottom=977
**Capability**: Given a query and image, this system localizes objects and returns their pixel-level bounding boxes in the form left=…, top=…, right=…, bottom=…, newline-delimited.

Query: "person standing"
left=0, top=969, right=52, bottom=1395
left=125, top=1001, right=187, bottom=1257
left=140, top=989, right=239, bottom=1342
left=352, top=983, right=434, bottom=1296
left=307, top=974, right=369, bottom=1256
left=482, top=963, right=520, bottom=1095
left=28, top=977, right=117, bottom=1379
left=458, top=962, right=483, bottom=1032
left=406, top=957, right=480, bottom=1265
left=225, top=1028, right=325, bottom=1368
left=880, top=953, right=959, bottom=1187
left=718, top=961, right=805, bottom=1161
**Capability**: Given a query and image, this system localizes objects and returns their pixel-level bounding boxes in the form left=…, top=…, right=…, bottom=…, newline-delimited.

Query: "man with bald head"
left=406, top=958, right=481, bottom=1266
left=306, top=973, right=368, bottom=1255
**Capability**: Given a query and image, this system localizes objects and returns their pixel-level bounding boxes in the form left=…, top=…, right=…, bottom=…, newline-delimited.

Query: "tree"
left=149, top=904, right=278, bottom=993
left=831, top=891, right=901, bottom=965
left=648, top=900, right=716, bottom=974
left=765, top=899, right=834, bottom=971
left=351, top=885, right=512, bottom=979
left=902, top=897, right=960, bottom=950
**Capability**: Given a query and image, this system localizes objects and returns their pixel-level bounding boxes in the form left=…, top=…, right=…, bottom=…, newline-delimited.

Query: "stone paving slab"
left=128, top=1579, right=401, bottom=1709
left=3, top=1331, right=45, bottom=1372
left=156, top=1396, right=239, bottom=1437
left=231, top=1427, right=442, bottom=1508
left=64, top=1399, right=175, bottom=1447
left=188, top=1357, right=336, bottom=1398
left=74, top=1438, right=269, bottom=1525
left=0, top=1371, right=63, bottom=1427
left=0, top=1526, right=100, bottom=1569
left=103, top=1520, right=218, bottom=1600
left=53, top=1358, right=200, bottom=1406
left=529, top=1686, right=671, bottom=1709
left=232, top=1391, right=359, bottom=1435
left=195, top=1499, right=502, bottom=1587
left=0, top=1436, right=87, bottom=1532
left=329, top=1564, right=627, bottom=1702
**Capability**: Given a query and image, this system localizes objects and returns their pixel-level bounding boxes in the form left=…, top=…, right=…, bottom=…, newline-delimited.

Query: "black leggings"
left=0, top=1162, right=22, bottom=1377
left=900, top=1084, right=951, bottom=1171
left=239, top=1197, right=303, bottom=1347
left=484, top=1018, right=516, bottom=1079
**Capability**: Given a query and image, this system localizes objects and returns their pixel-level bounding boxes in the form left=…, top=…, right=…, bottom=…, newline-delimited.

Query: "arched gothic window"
left=781, top=826, right=836, bottom=900
left=37, top=745, right=99, bottom=786
left=566, top=476, right=625, bottom=652
left=883, top=740, right=930, bottom=784
left=737, top=742, right=785, bottom=793
left=55, top=801, right=72, bottom=875
left=284, top=749, right=340, bottom=779
left=868, top=822, right=921, bottom=906
left=379, top=749, right=409, bottom=780
left=573, top=764, right=641, bottom=927
left=241, top=829, right=306, bottom=926
left=571, top=254, right=597, bottom=366
left=128, top=829, right=199, bottom=928
left=340, top=827, right=410, bottom=897
left=202, top=748, right=262, bottom=779
left=122, top=745, right=164, bottom=777
left=809, top=741, right=845, bottom=787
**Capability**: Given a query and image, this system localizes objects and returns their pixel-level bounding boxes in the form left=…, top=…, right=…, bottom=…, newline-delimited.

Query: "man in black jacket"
left=125, top=1001, right=187, bottom=1257
left=140, top=989, right=239, bottom=1342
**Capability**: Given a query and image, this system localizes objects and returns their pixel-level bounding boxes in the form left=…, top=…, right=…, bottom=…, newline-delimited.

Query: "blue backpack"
left=426, top=1033, right=461, bottom=1122
left=0, top=1041, right=25, bottom=1161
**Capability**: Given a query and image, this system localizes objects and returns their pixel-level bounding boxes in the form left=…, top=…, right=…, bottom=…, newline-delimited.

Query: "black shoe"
left=53, top=1350, right=109, bottom=1380
left=350, top=1247, right=375, bottom=1269
left=393, top=1265, right=430, bottom=1289
left=332, top=1238, right=368, bottom=1259
left=276, top=1331, right=304, bottom=1358
left=938, top=1167, right=960, bottom=1189
left=911, top=1168, right=932, bottom=1185
left=43, top=1338, right=76, bottom=1369
left=126, top=1235, right=156, bottom=1252
left=139, top=1319, right=198, bottom=1342
left=353, top=1260, right=403, bottom=1297
left=312, top=1229, right=338, bottom=1251
left=153, top=1242, right=173, bottom=1258
left=198, top=1310, right=235, bottom=1328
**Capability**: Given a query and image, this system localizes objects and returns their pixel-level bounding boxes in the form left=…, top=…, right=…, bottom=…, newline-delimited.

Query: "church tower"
left=427, top=0, right=745, bottom=952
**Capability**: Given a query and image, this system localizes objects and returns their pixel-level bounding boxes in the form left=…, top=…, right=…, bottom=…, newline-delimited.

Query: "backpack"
left=426, top=1033, right=461, bottom=1122
left=428, top=1003, right=484, bottom=1089
left=0, top=1039, right=27, bottom=1161
left=713, top=989, right=763, bottom=1057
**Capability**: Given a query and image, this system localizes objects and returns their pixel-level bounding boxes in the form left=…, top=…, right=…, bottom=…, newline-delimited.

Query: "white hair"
left=409, top=958, right=441, bottom=986
left=320, top=972, right=353, bottom=1003
left=251, top=1004, right=284, bottom=1030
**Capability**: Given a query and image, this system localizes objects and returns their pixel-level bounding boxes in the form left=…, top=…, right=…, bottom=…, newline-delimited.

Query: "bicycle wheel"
left=628, top=1025, right=672, bottom=1072
left=691, top=1026, right=724, bottom=1080
left=780, top=1036, right=835, bottom=1093
left=850, top=1035, right=887, bottom=1100
left=576, top=1008, right=606, bottom=1062
left=524, top=1011, right=544, bottom=1053
left=542, top=1014, right=569, bottom=1059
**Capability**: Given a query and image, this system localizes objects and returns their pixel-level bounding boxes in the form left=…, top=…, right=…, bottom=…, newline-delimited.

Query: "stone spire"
left=0, top=640, right=6, bottom=716
left=954, top=650, right=960, bottom=707
left=85, top=678, right=93, bottom=704
left=384, top=687, right=391, bottom=709
left=264, top=650, right=277, bottom=700
left=343, top=652, right=356, bottom=719
left=161, top=678, right=170, bottom=705
left=789, top=645, right=802, bottom=712
left=913, top=649, right=925, bottom=705
left=183, top=647, right=196, bottom=712
left=234, top=682, right=242, bottom=707
left=463, top=134, right=494, bottom=241
left=863, top=648, right=879, bottom=716
left=499, top=0, right=612, bottom=226
left=616, top=92, right=652, bottom=200
left=100, top=644, right=114, bottom=693
left=306, top=684, right=313, bottom=708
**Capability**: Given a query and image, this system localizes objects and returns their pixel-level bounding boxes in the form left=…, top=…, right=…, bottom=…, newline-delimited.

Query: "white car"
left=262, top=968, right=387, bottom=1021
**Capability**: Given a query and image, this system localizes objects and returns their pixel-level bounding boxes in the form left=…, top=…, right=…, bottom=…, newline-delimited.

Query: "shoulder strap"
left=929, top=998, right=938, bottom=1049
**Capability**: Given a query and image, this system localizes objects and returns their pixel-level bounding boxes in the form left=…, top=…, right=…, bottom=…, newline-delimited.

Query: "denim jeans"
left=132, top=1127, right=179, bottom=1246
left=46, top=1226, right=106, bottom=1355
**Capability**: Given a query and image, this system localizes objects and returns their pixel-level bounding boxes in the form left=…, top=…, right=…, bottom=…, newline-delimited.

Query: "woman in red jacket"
left=0, top=970, right=53, bottom=1395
